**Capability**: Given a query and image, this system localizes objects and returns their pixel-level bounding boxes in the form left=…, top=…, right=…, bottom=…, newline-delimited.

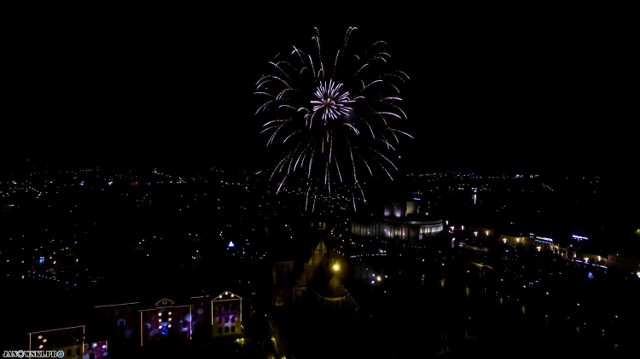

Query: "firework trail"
left=255, top=27, right=412, bottom=210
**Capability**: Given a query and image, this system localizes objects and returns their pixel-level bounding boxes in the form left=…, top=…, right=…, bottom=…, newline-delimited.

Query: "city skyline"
left=2, top=163, right=639, bottom=355
left=2, top=7, right=639, bottom=356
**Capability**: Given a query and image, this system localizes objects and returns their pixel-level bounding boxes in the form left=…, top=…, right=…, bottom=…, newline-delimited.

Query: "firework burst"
left=255, top=27, right=412, bottom=210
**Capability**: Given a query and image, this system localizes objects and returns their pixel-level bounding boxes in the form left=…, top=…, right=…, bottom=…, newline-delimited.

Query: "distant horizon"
left=3, top=8, right=637, bottom=178
left=1, top=154, right=637, bottom=179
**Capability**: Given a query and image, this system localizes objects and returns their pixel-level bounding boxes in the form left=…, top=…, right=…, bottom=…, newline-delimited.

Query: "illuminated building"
left=28, top=325, right=85, bottom=359
left=499, top=234, right=528, bottom=247
left=86, top=340, right=109, bottom=359
left=212, top=291, right=242, bottom=337
left=138, top=298, right=192, bottom=346
left=94, top=291, right=243, bottom=348
left=495, top=232, right=561, bottom=253
left=351, top=198, right=444, bottom=243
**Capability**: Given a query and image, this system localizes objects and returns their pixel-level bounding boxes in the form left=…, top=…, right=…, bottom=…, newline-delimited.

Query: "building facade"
left=92, top=290, right=244, bottom=349
left=212, top=291, right=243, bottom=337
left=352, top=200, right=444, bottom=243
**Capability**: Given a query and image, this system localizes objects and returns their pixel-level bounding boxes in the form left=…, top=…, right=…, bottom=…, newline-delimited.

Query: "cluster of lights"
left=369, top=273, right=387, bottom=285
left=91, top=342, right=107, bottom=349
left=158, top=311, right=173, bottom=332
left=36, top=335, right=47, bottom=349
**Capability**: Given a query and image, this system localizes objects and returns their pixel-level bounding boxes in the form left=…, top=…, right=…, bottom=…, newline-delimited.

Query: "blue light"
left=228, top=241, right=235, bottom=248
left=587, top=272, right=594, bottom=280
left=535, top=236, right=553, bottom=243
left=38, top=256, right=45, bottom=265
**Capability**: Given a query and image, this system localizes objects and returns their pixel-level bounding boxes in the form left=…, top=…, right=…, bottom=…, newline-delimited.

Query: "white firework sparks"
left=310, top=79, right=353, bottom=122
left=256, top=26, right=412, bottom=210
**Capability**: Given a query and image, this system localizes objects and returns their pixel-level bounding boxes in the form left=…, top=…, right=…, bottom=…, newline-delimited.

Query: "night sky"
left=3, top=6, right=637, bottom=175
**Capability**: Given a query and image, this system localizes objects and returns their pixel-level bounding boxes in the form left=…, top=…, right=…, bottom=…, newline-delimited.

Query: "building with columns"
left=351, top=197, right=444, bottom=243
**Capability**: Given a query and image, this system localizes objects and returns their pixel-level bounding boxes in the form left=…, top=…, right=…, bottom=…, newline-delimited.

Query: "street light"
left=332, top=263, right=340, bottom=272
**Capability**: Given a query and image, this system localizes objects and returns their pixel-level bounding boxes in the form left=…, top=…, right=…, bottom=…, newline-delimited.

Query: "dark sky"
left=3, top=6, right=637, bottom=175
